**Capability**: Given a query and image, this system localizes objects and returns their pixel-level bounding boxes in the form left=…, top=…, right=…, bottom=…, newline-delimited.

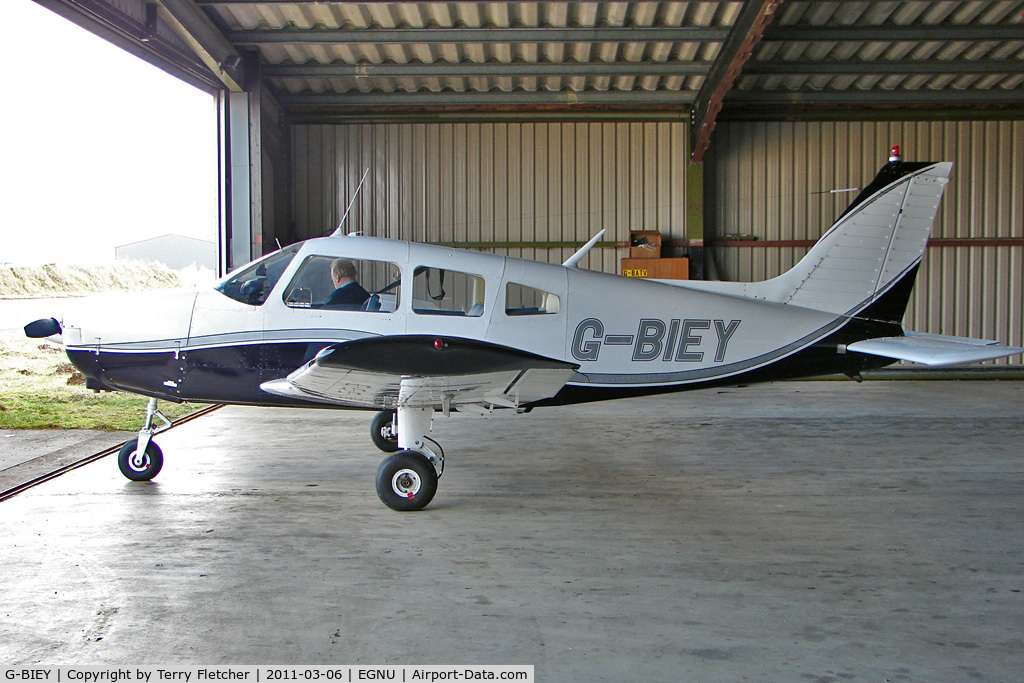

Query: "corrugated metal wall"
left=291, top=119, right=1021, bottom=364
left=709, top=120, right=1024, bottom=363
left=291, top=121, right=690, bottom=273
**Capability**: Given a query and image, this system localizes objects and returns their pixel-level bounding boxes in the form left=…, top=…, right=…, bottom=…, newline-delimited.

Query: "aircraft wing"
left=260, top=335, right=579, bottom=411
left=847, top=331, right=1024, bottom=367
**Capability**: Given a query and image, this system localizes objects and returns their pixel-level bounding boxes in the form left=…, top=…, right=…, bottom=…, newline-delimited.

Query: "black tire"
left=375, top=450, right=438, bottom=512
left=118, top=438, right=164, bottom=481
left=370, top=410, right=399, bottom=453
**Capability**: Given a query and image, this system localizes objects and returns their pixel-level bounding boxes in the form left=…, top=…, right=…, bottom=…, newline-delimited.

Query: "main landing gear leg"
left=374, top=406, right=443, bottom=512
left=118, top=397, right=170, bottom=481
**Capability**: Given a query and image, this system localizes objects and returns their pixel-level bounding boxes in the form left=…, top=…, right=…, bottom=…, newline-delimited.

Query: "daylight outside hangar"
left=34, top=0, right=1024, bottom=364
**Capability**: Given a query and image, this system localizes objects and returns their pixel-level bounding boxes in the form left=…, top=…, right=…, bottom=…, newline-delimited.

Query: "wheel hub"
left=392, top=468, right=422, bottom=498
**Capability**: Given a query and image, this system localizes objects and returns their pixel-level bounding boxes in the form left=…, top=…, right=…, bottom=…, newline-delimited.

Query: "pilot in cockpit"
left=324, top=258, right=370, bottom=309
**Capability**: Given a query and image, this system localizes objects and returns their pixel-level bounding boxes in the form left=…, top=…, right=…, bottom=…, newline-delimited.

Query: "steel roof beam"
left=229, top=23, right=1024, bottom=48
left=264, top=61, right=713, bottom=78
left=228, top=26, right=731, bottom=45
left=764, top=25, right=1024, bottom=43
left=200, top=0, right=739, bottom=4
left=725, top=89, right=1024, bottom=104
left=277, top=90, right=697, bottom=107
left=157, top=0, right=246, bottom=91
left=690, top=0, right=781, bottom=163
left=744, top=59, right=1024, bottom=75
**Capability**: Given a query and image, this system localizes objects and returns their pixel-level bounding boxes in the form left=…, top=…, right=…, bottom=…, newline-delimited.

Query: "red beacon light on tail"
left=889, top=144, right=902, bottom=162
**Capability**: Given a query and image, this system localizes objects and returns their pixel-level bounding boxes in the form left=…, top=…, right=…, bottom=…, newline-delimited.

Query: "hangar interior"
left=33, top=0, right=1024, bottom=361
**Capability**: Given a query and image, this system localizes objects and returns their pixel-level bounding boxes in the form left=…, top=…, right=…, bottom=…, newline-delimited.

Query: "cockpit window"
left=283, top=256, right=401, bottom=312
left=215, top=247, right=299, bottom=306
left=412, top=267, right=485, bottom=317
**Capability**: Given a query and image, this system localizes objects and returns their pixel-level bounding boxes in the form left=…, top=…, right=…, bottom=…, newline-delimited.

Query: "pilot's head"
left=331, top=258, right=358, bottom=286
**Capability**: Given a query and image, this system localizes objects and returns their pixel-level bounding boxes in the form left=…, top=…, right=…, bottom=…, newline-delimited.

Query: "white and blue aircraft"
left=26, top=149, right=1023, bottom=510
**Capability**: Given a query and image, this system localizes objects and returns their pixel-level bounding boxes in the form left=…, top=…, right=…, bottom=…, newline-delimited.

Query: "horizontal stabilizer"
left=847, top=332, right=1024, bottom=367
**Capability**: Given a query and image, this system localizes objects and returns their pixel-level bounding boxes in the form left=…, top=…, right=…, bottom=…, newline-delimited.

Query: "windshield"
left=215, top=246, right=300, bottom=306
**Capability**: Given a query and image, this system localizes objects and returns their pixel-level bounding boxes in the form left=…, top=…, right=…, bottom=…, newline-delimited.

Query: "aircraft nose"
left=60, top=289, right=198, bottom=350
left=55, top=289, right=199, bottom=395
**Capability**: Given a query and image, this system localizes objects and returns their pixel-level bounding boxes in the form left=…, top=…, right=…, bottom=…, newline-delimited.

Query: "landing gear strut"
left=118, top=397, right=170, bottom=481
left=374, top=406, right=444, bottom=511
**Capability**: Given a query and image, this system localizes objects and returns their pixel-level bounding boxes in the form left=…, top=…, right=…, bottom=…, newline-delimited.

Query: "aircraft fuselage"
left=61, top=235, right=897, bottom=409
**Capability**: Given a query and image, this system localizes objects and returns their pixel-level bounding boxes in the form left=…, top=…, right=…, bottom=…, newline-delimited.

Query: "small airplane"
left=26, top=146, right=1023, bottom=511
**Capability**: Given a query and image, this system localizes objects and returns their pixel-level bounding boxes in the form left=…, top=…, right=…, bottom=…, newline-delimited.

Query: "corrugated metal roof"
left=179, top=0, right=1024, bottom=113
left=35, top=1, right=1024, bottom=119
left=738, top=0, right=1024, bottom=100
left=215, top=1, right=740, bottom=101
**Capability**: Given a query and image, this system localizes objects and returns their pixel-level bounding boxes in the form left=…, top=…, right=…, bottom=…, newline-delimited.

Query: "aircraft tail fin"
left=752, top=157, right=952, bottom=320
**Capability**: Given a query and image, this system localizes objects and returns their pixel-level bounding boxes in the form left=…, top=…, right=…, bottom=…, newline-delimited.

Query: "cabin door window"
left=412, top=267, right=486, bottom=317
left=505, top=282, right=560, bottom=316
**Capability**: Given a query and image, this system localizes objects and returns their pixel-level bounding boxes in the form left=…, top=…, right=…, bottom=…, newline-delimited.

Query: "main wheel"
left=375, top=450, right=438, bottom=512
left=117, top=438, right=164, bottom=481
left=370, top=410, right=399, bottom=453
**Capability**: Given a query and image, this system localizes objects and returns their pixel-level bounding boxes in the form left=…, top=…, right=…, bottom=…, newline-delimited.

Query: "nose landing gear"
left=117, top=398, right=171, bottom=481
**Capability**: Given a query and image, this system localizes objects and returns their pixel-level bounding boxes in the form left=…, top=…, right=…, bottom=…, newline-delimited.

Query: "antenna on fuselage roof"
left=562, top=230, right=606, bottom=268
left=330, top=168, right=370, bottom=237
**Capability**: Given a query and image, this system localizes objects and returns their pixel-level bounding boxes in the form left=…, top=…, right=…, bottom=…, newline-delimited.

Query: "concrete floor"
left=1, top=380, right=1022, bottom=681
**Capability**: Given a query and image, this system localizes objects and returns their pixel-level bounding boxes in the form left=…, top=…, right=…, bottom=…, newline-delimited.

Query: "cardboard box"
left=629, top=230, right=662, bottom=259
left=621, top=257, right=689, bottom=280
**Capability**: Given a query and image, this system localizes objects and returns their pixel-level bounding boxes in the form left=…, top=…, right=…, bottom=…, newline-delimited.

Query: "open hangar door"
left=36, top=0, right=1023, bottom=363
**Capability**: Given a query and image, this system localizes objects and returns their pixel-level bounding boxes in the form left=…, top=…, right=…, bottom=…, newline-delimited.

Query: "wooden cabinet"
left=623, top=230, right=689, bottom=279
left=621, top=257, right=689, bottom=280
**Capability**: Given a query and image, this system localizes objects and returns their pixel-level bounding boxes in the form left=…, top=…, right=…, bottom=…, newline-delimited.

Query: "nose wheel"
left=118, top=397, right=171, bottom=481
left=118, top=437, right=164, bottom=481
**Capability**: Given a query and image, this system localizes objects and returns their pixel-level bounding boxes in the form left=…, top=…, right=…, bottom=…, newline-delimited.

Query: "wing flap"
left=261, top=335, right=579, bottom=410
left=261, top=368, right=398, bottom=407
left=847, top=333, right=1024, bottom=367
